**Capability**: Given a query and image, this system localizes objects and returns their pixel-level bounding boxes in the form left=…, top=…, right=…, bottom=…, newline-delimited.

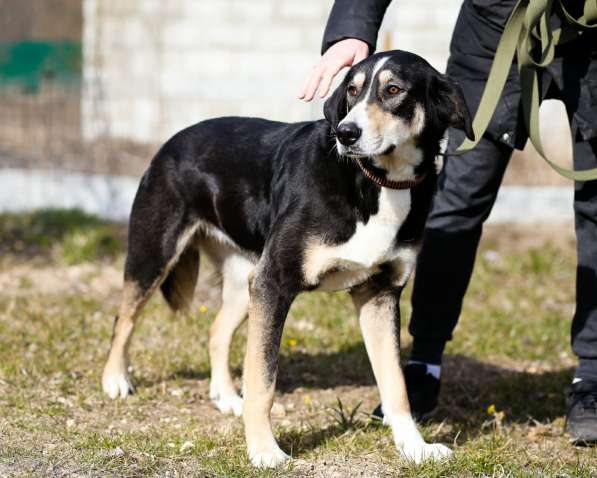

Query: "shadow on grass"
left=165, top=340, right=573, bottom=428
left=272, top=344, right=575, bottom=454
left=270, top=344, right=574, bottom=454
left=163, top=339, right=574, bottom=454
left=0, top=208, right=125, bottom=263
left=276, top=344, right=572, bottom=419
left=162, top=366, right=211, bottom=382
left=278, top=421, right=379, bottom=457
left=439, top=354, right=573, bottom=428
left=276, top=343, right=376, bottom=391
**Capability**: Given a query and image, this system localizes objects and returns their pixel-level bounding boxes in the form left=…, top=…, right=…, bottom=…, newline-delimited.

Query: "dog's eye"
left=347, top=85, right=359, bottom=97
left=385, top=85, right=401, bottom=95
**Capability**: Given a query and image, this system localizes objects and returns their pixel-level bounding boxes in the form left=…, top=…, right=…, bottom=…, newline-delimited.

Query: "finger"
left=302, top=67, right=324, bottom=102
left=318, top=56, right=349, bottom=99
left=318, top=72, right=335, bottom=99
left=297, top=74, right=311, bottom=99
left=298, top=65, right=320, bottom=99
left=353, top=49, right=368, bottom=65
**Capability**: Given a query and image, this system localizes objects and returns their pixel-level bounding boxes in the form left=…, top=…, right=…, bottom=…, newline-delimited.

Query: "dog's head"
left=324, top=50, right=474, bottom=173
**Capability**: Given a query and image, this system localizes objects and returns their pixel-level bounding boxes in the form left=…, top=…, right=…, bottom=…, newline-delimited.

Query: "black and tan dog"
left=102, top=50, right=473, bottom=467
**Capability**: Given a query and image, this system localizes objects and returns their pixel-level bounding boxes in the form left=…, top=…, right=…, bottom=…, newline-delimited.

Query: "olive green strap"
left=455, top=0, right=527, bottom=153
left=455, top=0, right=597, bottom=181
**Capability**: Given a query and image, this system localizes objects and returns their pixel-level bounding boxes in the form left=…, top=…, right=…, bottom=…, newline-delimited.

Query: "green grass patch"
left=0, top=208, right=124, bottom=263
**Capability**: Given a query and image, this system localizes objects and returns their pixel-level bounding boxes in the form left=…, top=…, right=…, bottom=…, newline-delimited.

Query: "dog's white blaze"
left=304, top=187, right=411, bottom=290
left=339, top=57, right=390, bottom=153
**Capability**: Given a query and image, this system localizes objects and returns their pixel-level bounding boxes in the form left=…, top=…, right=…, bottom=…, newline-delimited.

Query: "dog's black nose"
left=336, top=123, right=361, bottom=146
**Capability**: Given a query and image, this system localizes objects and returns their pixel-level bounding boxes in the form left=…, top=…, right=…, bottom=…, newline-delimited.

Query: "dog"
left=102, top=49, right=474, bottom=468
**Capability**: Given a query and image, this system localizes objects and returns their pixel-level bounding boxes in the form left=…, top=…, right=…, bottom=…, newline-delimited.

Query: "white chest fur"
left=303, top=188, right=413, bottom=291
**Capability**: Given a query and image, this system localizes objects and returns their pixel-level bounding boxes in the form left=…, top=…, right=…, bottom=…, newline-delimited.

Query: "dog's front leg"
left=350, top=283, right=452, bottom=463
left=242, top=272, right=295, bottom=468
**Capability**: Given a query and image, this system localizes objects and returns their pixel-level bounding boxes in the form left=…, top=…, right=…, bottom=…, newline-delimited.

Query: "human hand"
left=297, top=38, right=369, bottom=102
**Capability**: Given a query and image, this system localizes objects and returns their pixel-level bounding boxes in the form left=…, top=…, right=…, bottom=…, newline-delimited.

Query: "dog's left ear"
left=324, top=80, right=348, bottom=130
left=432, top=75, right=475, bottom=141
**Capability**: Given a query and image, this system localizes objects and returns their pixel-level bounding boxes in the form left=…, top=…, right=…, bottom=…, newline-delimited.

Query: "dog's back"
left=135, top=117, right=328, bottom=255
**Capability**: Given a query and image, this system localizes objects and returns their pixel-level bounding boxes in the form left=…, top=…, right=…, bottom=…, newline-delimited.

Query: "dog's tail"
left=160, top=246, right=200, bottom=312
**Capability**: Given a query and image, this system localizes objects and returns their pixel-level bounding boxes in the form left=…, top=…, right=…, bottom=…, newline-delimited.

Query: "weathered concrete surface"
left=1, top=168, right=574, bottom=224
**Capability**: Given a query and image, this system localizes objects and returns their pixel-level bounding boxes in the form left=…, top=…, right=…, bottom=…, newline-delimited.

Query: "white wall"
left=82, top=0, right=463, bottom=143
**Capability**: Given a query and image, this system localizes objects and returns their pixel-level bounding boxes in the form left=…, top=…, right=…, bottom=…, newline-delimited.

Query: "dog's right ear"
left=324, top=80, right=348, bottom=130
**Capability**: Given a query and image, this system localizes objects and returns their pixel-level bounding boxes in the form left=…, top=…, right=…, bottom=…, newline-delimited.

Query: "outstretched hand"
left=297, top=38, right=369, bottom=102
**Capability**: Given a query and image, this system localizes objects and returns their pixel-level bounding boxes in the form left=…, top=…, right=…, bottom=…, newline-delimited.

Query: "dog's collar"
left=355, top=158, right=427, bottom=190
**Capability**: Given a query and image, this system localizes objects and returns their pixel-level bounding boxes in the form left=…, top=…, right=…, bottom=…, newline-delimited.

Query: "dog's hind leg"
left=350, top=281, right=452, bottom=463
left=208, top=254, right=253, bottom=416
left=102, top=281, right=145, bottom=399
left=102, top=230, right=198, bottom=398
left=102, top=179, right=199, bottom=399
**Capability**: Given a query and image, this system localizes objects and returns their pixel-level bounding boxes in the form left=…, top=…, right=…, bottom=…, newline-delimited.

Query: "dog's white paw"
left=210, top=381, right=243, bottom=416
left=102, top=367, right=134, bottom=399
left=400, top=442, right=453, bottom=464
left=212, top=393, right=243, bottom=416
left=249, top=445, right=290, bottom=468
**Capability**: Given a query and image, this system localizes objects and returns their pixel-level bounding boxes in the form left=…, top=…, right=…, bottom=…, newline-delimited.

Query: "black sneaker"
left=566, top=380, right=597, bottom=444
left=372, top=362, right=440, bottom=422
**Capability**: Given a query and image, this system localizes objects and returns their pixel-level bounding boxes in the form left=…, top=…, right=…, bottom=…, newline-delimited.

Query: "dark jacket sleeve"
left=321, top=0, right=393, bottom=54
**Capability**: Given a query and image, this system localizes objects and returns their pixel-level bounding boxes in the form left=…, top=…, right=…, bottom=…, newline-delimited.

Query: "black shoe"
left=372, top=362, right=440, bottom=422
left=566, top=380, right=597, bottom=444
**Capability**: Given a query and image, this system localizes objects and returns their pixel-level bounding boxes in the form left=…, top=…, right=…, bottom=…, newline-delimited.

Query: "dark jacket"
left=322, top=0, right=597, bottom=149
left=322, top=0, right=392, bottom=55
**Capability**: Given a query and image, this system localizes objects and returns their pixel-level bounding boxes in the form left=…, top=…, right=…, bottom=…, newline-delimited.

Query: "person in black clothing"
left=298, top=0, right=597, bottom=443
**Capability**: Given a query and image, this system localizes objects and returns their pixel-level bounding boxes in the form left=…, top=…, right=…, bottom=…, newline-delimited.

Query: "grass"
left=0, top=209, right=124, bottom=264
left=0, top=210, right=596, bottom=477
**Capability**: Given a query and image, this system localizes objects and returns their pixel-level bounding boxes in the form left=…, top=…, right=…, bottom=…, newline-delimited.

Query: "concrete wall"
left=82, top=0, right=462, bottom=143
left=0, top=168, right=574, bottom=224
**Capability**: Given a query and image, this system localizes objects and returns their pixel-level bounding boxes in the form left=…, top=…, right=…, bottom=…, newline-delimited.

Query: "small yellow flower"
left=303, top=394, right=312, bottom=405
left=198, top=305, right=208, bottom=314
left=487, top=404, right=496, bottom=415
left=287, top=338, right=298, bottom=348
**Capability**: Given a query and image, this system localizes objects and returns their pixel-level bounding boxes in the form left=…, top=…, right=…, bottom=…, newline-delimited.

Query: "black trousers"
left=409, top=113, right=597, bottom=380
left=408, top=0, right=597, bottom=381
